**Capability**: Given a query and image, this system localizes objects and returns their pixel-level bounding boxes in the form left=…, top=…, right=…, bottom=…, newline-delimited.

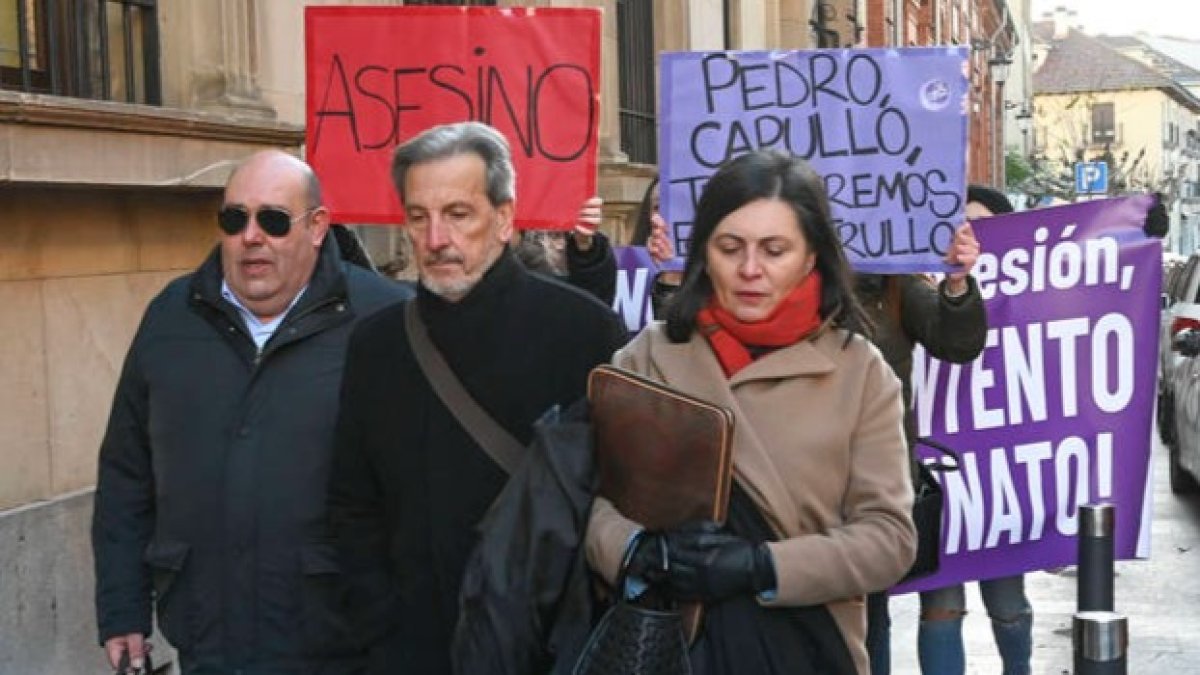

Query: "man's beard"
left=420, top=275, right=477, bottom=302
left=418, top=246, right=501, bottom=302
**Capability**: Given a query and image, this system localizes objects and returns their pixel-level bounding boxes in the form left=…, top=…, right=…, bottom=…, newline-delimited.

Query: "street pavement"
left=888, top=435, right=1200, bottom=673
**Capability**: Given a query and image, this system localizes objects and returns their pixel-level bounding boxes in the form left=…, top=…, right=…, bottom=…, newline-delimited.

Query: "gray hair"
left=391, top=121, right=516, bottom=207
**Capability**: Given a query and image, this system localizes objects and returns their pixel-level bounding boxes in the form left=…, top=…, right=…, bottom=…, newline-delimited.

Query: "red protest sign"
left=305, top=6, right=601, bottom=230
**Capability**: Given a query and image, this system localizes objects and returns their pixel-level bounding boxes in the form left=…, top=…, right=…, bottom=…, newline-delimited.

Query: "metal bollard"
left=1078, top=503, right=1115, bottom=612
left=1073, top=611, right=1127, bottom=675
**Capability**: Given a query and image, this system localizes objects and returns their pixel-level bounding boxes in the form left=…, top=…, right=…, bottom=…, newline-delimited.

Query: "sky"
left=1029, top=0, right=1200, bottom=41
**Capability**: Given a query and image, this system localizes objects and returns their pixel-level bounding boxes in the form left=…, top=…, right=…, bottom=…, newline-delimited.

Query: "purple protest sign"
left=660, top=47, right=969, bottom=274
left=611, top=246, right=684, bottom=333
left=894, top=196, right=1160, bottom=594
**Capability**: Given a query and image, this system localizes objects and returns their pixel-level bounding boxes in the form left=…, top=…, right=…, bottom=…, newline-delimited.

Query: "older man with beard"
left=326, top=122, right=626, bottom=674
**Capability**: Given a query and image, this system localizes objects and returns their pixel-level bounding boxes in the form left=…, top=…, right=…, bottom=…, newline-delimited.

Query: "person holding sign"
left=858, top=196, right=988, bottom=674
left=513, top=195, right=620, bottom=304
left=630, top=177, right=677, bottom=265
left=326, top=122, right=626, bottom=675
left=630, top=177, right=683, bottom=317
left=585, top=150, right=916, bottom=674
left=914, top=186, right=1033, bottom=675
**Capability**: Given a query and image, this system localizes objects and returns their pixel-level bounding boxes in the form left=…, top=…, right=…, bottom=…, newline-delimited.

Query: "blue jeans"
left=918, top=575, right=1032, bottom=675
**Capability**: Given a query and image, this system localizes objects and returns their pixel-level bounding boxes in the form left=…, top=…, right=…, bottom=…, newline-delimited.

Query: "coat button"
left=238, top=427, right=249, bottom=438
left=336, top=303, right=346, bottom=312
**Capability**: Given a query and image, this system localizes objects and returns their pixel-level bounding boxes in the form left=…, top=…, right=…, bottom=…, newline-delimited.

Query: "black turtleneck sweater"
left=327, top=250, right=627, bottom=674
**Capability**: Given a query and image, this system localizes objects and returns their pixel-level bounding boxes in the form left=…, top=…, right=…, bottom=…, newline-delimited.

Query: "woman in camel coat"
left=585, top=150, right=916, bottom=674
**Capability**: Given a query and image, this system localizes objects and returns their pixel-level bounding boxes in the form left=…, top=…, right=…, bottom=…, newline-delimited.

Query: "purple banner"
left=660, top=47, right=969, bottom=273
left=611, top=246, right=684, bottom=333
left=894, top=196, right=1160, bottom=594
left=612, top=246, right=658, bottom=333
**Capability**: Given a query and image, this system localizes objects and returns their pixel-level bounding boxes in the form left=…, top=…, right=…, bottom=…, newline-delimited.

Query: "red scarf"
left=697, top=271, right=824, bottom=377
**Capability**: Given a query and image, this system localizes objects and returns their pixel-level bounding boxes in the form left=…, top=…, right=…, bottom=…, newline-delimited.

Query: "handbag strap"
left=915, top=436, right=962, bottom=472
left=404, top=301, right=524, bottom=475
left=615, top=531, right=669, bottom=606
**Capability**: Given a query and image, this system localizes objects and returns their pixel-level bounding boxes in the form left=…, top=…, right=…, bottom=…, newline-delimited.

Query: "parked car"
left=1158, top=252, right=1200, bottom=446
left=1166, top=329, right=1200, bottom=493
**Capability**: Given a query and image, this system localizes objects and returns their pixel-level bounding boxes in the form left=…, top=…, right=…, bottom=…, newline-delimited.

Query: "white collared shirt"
left=220, top=281, right=308, bottom=351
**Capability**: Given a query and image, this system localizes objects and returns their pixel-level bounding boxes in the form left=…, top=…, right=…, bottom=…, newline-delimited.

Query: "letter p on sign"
left=1075, top=161, right=1108, bottom=195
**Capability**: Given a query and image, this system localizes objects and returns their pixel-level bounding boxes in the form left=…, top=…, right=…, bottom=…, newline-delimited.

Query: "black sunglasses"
left=217, top=205, right=315, bottom=237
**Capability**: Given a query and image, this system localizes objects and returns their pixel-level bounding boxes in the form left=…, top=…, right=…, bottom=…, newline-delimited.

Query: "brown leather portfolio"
left=587, top=364, right=736, bottom=641
left=588, top=364, right=735, bottom=527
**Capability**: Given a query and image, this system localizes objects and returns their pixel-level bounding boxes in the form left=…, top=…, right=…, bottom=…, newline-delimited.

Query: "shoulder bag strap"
left=404, top=301, right=524, bottom=474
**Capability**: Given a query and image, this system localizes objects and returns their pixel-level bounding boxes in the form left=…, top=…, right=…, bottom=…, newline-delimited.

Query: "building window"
left=1091, top=102, right=1116, bottom=143
left=723, top=0, right=733, bottom=49
left=811, top=1, right=837, bottom=48
left=617, top=0, right=655, bottom=164
left=1, top=0, right=160, bottom=104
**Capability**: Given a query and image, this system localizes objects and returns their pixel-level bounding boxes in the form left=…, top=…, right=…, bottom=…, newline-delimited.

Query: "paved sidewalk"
left=887, top=439, right=1200, bottom=673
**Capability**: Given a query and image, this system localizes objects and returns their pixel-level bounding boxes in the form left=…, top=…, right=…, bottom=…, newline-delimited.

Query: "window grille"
left=617, top=0, right=655, bottom=164
left=0, top=0, right=160, bottom=104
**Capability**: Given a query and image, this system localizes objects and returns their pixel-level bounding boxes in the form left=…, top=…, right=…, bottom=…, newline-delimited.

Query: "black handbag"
left=899, top=437, right=962, bottom=583
left=572, top=535, right=691, bottom=675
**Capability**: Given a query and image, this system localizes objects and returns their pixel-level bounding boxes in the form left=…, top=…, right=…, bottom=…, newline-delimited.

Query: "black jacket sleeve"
left=326, top=323, right=406, bottom=649
left=92, top=328, right=156, bottom=644
left=565, top=232, right=618, bottom=306
left=900, top=275, right=988, bottom=364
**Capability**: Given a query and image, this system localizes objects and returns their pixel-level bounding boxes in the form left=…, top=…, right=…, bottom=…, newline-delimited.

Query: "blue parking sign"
left=1075, top=161, right=1109, bottom=194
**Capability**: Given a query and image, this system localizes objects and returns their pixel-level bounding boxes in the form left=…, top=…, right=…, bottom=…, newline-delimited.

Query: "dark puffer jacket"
left=855, top=273, right=987, bottom=448
left=92, top=234, right=411, bottom=674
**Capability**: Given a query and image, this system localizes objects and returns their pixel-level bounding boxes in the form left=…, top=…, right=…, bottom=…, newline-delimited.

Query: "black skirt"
left=687, top=484, right=858, bottom=675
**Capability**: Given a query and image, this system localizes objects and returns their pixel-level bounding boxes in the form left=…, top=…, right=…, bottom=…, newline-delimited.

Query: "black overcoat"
left=327, top=251, right=627, bottom=675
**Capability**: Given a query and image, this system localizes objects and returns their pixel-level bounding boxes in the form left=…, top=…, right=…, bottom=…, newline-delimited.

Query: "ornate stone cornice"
left=0, top=91, right=303, bottom=146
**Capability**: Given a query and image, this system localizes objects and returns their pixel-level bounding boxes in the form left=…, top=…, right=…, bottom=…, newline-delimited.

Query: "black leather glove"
left=661, top=521, right=776, bottom=602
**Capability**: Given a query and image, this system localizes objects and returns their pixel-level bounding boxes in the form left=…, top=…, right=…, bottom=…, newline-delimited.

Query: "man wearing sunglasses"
left=92, top=150, right=410, bottom=674
left=325, top=122, right=626, bottom=674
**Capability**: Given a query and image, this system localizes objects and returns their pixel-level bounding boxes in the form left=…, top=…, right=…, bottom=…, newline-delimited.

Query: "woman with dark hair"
left=631, top=176, right=676, bottom=259
left=585, top=150, right=916, bottom=674
left=630, top=176, right=660, bottom=247
left=630, top=177, right=682, bottom=315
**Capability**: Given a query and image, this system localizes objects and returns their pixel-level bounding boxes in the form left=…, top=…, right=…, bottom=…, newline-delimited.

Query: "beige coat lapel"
left=648, top=333, right=838, bottom=538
